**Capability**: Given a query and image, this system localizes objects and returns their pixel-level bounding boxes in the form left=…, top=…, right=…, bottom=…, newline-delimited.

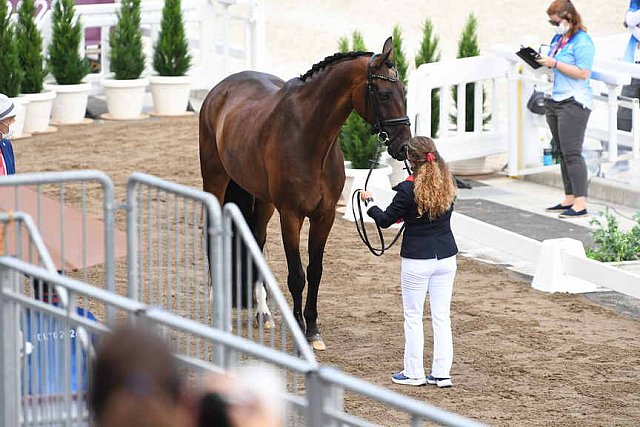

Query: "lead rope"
left=351, top=144, right=410, bottom=256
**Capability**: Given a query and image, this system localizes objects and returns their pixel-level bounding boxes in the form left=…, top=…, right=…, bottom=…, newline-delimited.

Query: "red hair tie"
left=425, top=152, right=436, bottom=162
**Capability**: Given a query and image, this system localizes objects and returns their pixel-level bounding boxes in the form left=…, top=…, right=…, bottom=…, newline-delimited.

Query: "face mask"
left=0, top=120, right=14, bottom=138
left=555, top=21, right=569, bottom=35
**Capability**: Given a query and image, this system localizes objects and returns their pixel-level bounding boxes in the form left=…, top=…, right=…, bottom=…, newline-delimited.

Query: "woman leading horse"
left=199, top=37, right=411, bottom=350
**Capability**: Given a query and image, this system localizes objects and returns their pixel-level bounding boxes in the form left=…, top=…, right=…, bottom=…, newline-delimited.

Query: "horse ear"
left=372, top=36, right=395, bottom=68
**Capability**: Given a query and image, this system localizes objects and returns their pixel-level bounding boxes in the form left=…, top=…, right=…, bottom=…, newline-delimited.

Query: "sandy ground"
left=13, top=116, right=640, bottom=426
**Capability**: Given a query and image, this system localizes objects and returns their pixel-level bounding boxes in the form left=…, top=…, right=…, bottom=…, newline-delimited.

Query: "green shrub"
left=337, top=31, right=380, bottom=169
left=415, top=19, right=441, bottom=138
left=0, top=1, right=23, bottom=97
left=16, top=0, right=47, bottom=94
left=451, top=14, right=490, bottom=131
left=109, top=0, right=145, bottom=80
left=392, top=25, right=408, bottom=89
left=153, top=0, right=191, bottom=76
left=48, top=0, right=91, bottom=85
left=586, top=208, right=640, bottom=262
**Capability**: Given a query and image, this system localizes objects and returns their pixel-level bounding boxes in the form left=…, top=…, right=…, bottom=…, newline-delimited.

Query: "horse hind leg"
left=251, top=199, right=276, bottom=329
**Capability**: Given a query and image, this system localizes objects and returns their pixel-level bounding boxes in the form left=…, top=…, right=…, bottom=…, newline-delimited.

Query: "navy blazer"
left=367, top=179, right=458, bottom=260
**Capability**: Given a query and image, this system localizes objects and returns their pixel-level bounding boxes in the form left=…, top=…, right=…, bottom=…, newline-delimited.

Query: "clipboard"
left=516, top=46, right=543, bottom=69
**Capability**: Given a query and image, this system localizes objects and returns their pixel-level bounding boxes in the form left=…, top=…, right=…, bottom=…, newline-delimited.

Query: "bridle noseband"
left=365, top=54, right=411, bottom=145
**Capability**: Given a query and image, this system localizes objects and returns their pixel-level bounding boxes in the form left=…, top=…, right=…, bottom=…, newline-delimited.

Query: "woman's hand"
left=359, top=190, right=374, bottom=203
left=536, top=56, right=555, bottom=68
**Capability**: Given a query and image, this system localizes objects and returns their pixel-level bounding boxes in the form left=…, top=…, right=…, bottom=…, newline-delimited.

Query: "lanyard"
left=550, top=35, right=571, bottom=58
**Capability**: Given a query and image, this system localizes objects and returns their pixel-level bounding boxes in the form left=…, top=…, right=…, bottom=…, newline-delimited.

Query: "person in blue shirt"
left=537, top=0, right=595, bottom=219
left=359, top=136, right=458, bottom=388
left=0, top=94, right=17, bottom=175
left=618, top=0, right=640, bottom=132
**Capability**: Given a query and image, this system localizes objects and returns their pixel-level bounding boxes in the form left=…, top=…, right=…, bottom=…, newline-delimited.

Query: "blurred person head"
left=546, top=0, right=586, bottom=38
left=0, top=94, right=16, bottom=139
left=90, top=324, right=187, bottom=427
left=406, top=136, right=457, bottom=220
left=196, top=363, right=284, bottom=427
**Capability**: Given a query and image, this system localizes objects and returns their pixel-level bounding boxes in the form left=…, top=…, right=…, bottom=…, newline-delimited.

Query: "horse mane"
left=299, top=51, right=373, bottom=82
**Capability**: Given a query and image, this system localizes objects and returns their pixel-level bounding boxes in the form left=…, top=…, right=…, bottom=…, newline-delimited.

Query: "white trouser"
left=400, top=255, right=456, bottom=379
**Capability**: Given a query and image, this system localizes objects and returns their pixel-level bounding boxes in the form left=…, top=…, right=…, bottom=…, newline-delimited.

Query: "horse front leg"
left=304, top=209, right=335, bottom=351
left=279, top=210, right=306, bottom=335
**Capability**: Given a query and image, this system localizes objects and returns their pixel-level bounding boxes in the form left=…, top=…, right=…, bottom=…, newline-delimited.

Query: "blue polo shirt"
left=548, top=30, right=595, bottom=109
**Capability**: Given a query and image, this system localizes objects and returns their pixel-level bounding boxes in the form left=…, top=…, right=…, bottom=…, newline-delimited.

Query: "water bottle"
left=543, top=148, right=553, bottom=166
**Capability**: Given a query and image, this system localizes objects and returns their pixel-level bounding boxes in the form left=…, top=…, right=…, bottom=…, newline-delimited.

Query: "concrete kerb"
left=524, top=170, right=640, bottom=210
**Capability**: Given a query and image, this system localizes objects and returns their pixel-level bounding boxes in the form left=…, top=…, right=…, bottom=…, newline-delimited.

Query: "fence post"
left=126, top=180, right=139, bottom=303
left=0, top=263, right=21, bottom=427
left=507, top=63, right=523, bottom=177
left=306, top=369, right=344, bottom=427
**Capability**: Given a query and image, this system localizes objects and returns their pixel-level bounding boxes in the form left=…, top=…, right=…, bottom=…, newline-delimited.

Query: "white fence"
left=9, top=0, right=266, bottom=94
left=401, top=34, right=640, bottom=180
left=451, top=212, right=640, bottom=299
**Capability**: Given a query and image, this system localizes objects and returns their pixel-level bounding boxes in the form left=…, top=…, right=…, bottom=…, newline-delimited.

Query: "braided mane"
left=299, top=51, right=373, bottom=82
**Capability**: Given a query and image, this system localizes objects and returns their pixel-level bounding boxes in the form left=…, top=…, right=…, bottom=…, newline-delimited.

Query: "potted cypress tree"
left=449, top=14, right=492, bottom=175
left=337, top=32, right=393, bottom=218
left=415, top=19, right=442, bottom=138
left=150, top=0, right=192, bottom=116
left=0, top=0, right=29, bottom=138
left=101, top=0, right=148, bottom=120
left=16, top=0, right=56, bottom=134
left=45, top=0, right=92, bottom=125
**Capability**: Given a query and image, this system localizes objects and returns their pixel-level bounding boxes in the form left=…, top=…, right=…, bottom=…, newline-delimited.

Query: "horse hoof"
left=255, top=313, right=274, bottom=330
left=307, top=334, right=326, bottom=351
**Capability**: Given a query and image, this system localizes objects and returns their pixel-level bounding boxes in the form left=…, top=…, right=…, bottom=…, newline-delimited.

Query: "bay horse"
left=199, top=37, right=411, bottom=350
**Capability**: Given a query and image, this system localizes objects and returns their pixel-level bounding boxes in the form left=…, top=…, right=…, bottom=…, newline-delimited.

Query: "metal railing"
left=0, top=171, right=118, bottom=294
left=0, top=257, right=486, bottom=427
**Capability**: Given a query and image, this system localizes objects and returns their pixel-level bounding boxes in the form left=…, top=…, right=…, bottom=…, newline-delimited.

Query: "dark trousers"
left=545, top=98, right=591, bottom=198
left=617, top=78, right=640, bottom=132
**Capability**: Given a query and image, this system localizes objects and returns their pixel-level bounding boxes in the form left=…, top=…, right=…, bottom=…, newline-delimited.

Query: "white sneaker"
left=391, top=372, right=427, bottom=386
left=427, top=375, right=453, bottom=388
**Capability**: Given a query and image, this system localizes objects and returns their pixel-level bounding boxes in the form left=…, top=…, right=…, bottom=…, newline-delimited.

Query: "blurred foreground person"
left=196, top=363, right=284, bottom=427
left=91, top=323, right=285, bottom=427
left=90, top=324, right=187, bottom=427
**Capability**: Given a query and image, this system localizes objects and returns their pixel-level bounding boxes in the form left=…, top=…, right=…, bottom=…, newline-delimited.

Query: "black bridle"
left=365, top=53, right=411, bottom=145
left=352, top=55, right=412, bottom=256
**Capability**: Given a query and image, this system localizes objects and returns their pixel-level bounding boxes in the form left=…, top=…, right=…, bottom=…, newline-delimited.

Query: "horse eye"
left=379, top=91, right=391, bottom=101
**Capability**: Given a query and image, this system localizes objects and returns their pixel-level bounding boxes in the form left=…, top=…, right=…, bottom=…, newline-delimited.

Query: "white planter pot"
left=45, top=82, right=91, bottom=124
left=449, top=156, right=494, bottom=176
left=22, top=90, right=56, bottom=134
left=149, top=75, right=191, bottom=116
left=8, top=96, right=30, bottom=138
left=101, top=78, right=148, bottom=120
left=343, top=164, right=393, bottom=223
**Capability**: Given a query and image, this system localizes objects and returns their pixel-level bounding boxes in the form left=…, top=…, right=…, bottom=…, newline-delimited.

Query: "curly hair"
left=407, top=136, right=457, bottom=220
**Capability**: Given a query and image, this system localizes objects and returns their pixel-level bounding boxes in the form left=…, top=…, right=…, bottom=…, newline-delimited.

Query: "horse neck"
left=296, top=57, right=369, bottom=156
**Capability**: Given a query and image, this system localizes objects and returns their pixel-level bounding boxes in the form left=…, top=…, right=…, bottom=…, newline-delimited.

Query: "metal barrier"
left=0, top=257, right=485, bottom=427
left=0, top=171, right=119, bottom=294
left=126, top=173, right=314, bottom=369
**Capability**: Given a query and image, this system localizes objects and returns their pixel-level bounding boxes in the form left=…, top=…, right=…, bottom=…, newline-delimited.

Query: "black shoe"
left=545, top=203, right=573, bottom=212
left=559, top=208, right=588, bottom=218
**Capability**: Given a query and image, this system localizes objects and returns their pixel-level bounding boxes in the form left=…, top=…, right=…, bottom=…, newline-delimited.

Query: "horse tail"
left=225, top=180, right=256, bottom=309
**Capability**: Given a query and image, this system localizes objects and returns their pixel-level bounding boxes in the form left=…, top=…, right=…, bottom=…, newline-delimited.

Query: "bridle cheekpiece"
left=365, top=54, right=411, bottom=145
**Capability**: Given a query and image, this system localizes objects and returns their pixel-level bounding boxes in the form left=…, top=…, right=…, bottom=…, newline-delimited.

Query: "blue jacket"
left=0, top=138, right=16, bottom=175
left=367, top=179, right=458, bottom=260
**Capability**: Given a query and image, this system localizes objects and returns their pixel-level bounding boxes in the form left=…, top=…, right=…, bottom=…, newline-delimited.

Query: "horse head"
left=353, top=37, right=412, bottom=161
